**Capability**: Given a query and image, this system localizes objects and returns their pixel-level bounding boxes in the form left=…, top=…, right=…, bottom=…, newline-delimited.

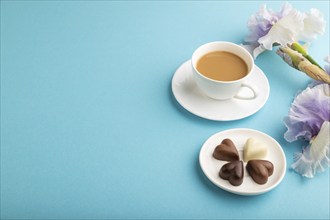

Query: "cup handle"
left=234, top=83, right=258, bottom=100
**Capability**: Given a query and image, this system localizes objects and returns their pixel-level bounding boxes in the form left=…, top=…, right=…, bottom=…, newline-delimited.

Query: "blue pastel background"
left=1, top=1, right=329, bottom=219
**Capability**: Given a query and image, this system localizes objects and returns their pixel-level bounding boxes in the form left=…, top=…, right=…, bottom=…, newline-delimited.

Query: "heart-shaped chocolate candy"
left=243, top=138, right=268, bottom=162
left=246, top=160, right=274, bottom=184
left=219, top=160, right=244, bottom=186
left=213, top=138, right=239, bottom=161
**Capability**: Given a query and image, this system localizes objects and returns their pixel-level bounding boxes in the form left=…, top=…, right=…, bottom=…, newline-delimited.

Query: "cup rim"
left=192, top=41, right=254, bottom=84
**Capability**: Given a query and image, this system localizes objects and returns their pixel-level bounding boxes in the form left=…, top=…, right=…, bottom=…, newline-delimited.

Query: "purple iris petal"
left=284, top=84, right=330, bottom=142
left=245, top=3, right=292, bottom=45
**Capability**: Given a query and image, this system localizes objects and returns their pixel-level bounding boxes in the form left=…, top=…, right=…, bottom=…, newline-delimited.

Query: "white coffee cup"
left=191, top=41, right=257, bottom=100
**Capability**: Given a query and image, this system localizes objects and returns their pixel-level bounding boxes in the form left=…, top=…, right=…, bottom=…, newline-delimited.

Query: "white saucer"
left=171, top=60, right=270, bottom=121
left=199, top=128, right=286, bottom=196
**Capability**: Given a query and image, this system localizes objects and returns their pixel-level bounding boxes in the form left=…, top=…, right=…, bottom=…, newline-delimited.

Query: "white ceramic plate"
left=171, top=60, right=269, bottom=121
left=199, top=128, right=286, bottom=196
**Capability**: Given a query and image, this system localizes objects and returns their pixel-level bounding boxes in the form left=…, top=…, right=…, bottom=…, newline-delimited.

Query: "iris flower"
left=245, top=3, right=325, bottom=58
left=245, top=3, right=329, bottom=178
left=284, top=83, right=330, bottom=178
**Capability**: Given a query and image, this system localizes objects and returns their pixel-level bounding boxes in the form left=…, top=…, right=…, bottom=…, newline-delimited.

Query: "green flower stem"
left=279, top=46, right=330, bottom=84
left=290, top=42, right=323, bottom=69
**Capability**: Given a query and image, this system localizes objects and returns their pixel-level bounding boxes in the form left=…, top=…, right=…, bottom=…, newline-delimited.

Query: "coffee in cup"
left=191, top=41, right=257, bottom=100
left=196, top=51, right=248, bottom=81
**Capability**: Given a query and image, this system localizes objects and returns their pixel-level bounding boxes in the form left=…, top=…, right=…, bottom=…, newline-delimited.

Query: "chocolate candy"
left=219, top=160, right=244, bottom=186
left=213, top=139, right=239, bottom=161
left=243, top=138, right=268, bottom=162
left=246, top=160, right=274, bottom=184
